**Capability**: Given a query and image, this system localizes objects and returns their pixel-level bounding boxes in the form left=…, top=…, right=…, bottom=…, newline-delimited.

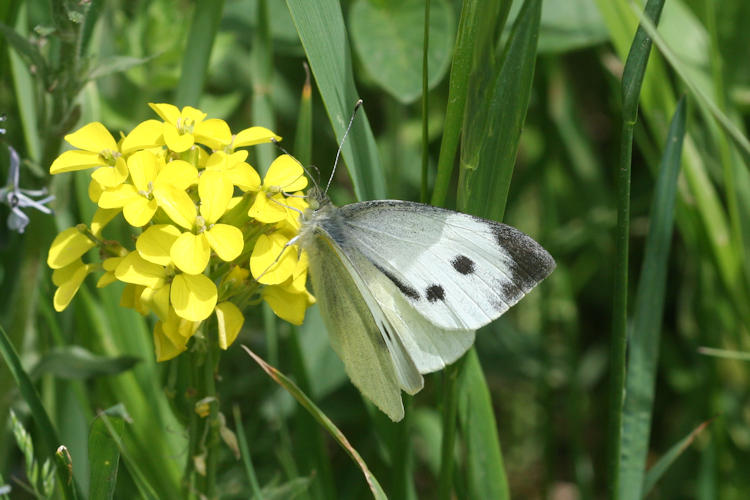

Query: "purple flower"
left=1, top=145, right=54, bottom=233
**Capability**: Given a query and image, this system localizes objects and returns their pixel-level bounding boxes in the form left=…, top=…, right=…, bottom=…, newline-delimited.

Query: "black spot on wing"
left=426, top=284, right=445, bottom=303
left=451, top=255, right=475, bottom=275
left=374, top=264, right=420, bottom=300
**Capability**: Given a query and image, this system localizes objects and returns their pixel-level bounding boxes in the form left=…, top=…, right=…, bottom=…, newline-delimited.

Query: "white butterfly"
left=296, top=190, right=555, bottom=421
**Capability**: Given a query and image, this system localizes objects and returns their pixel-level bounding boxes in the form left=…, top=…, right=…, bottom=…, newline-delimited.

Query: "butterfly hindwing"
left=305, top=229, right=422, bottom=421
left=333, top=200, right=555, bottom=331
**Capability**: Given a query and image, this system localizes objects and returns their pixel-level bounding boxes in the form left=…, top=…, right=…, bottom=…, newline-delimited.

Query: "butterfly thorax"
left=297, top=190, right=339, bottom=249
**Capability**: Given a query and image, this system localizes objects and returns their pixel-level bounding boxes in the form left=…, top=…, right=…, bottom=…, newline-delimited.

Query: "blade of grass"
left=88, top=410, right=125, bottom=500
left=232, top=405, right=263, bottom=500
left=642, top=419, right=713, bottom=496
left=250, top=0, right=276, bottom=172
left=174, top=0, right=225, bottom=107
left=697, top=347, right=750, bottom=361
left=631, top=5, right=750, bottom=161
left=457, top=350, right=510, bottom=499
left=607, top=2, right=665, bottom=497
left=294, top=62, right=313, bottom=166
left=619, top=96, right=686, bottom=500
left=457, top=0, right=541, bottom=221
left=431, top=0, right=508, bottom=207
left=0, top=324, right=78, bottom=500
left=420, top=0, right=431, bottom=203
left=241, top=345, right=387, bottom=500
left=286, top=0, right=386, bottom=201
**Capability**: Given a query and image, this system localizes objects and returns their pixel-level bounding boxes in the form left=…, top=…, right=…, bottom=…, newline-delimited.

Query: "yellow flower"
left=52, top=259, right=94, bottom=311
left=248, top=155, right=308, bottom=223
left=149, top=103, right=232, bottom=152
left=49, top=123, right=128, bottom=188
left=228, top=126, right=281, bottom=151
left=263, top=260, right=315, bottom=325
left=169, top=170, right=243, bottom=275
left=47, top=226, right=96, bottom=270
left=204, top=151, right=261, bottom=191
left=249, top=231, right=300, bottom=285
left=97, top=151, right=198, bottom=227
left=215, top=301, right=244, bottom=349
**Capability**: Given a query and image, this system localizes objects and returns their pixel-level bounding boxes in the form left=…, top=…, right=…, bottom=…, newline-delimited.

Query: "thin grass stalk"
left=607, top=1, right=665, bottom=497
left=233, top=405, right=263, bottom=499
left=175, top=0, right=225, bottom=106
left=703, top=0, right=745, bottom=262
left=437, top=360, right=460, bottom=500
left=420, top=0, right=430, bottom=203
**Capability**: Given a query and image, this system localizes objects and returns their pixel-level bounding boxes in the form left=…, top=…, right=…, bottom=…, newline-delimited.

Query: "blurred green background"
left=1, top=0, right=750, bottom=498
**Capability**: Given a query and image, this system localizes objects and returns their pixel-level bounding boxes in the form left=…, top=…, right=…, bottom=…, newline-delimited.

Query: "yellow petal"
left=120, top=284, right=149, bottom=315
left=89, top=178, right=104, bottom=203
left=233, top=126, right=281, bottom=148
left=156, top=160, right=199, bottom=191
left=47, top=227, right=96, bottom=269
left=96, top=272, right=117, bottom=288
left=227, top=163, right=261, bottom=192
left=181, top=106, right=207, bottom=124
left=90, top=208, right=120, bottom=237
left=123, top=196, right=158, bottom=227
left=170, top=232, right=210, bottom=275
left=249, top=232, right=297, bottom=284
left=163, top=123, right=194, bottom=152
left=97, top=183, right=140, bottom=209
left=153, top=185, right=197, bottom=229
left=153, top=320, right=187, bottom=362
left=247, top=191, right=288, bottom=223
left=264, top=155, right=307, bottom=192
left=194, top=119, right=232, bottom=149
left=121, top=119, right=165, bottom=154
left=50, top=150, right=105, bottom=174
left=136, top=224, right=181, bottom=265
left=140, top=284, right=171, bottom=321
left=64, top=122, right=118, bottom=152
left=114, top=252, right=167, bottom=288
left=262, top=283, right=314, bottom=325
left=198, top=170, right=233, bottom=224
left=171, top=273, right=217, bottom=321
left=205, top=224, right=243, bottom=262
left=215, top=301, right=244, bottom=349
left=53, top=260, right=93, bottom=312
left=127, top=150, right=159, bottom=192
left=91, top=157, right=128, bottom=188
left=149, top=103, right=181, bottom=125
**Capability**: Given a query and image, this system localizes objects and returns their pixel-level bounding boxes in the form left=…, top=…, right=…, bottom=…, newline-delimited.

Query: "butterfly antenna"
left=270, top=137, right=320, bottom=191
left=325, top=99, right=363, bottom=196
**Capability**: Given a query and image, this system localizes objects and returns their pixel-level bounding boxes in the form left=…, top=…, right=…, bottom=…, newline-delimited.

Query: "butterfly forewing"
left=333, top=201, right=555, bottom=331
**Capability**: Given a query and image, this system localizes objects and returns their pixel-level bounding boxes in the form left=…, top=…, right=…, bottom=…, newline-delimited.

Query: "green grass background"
left=1, top=0, right=750, bottom=498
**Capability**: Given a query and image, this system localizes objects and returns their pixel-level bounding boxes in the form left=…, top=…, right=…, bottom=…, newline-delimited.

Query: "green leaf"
left=507, top=0, right=608, bottom=54
left=260, top=476, right=315, bottom=500
left=697, top=346, right=750, bottom=361
left=30, top=346, right=139, bottom=380
left=0, top=324, right=78, bottom=500
left=88, top=409, right=126, bottom=500
left=286, top=0, right=387, bottom=201
left=88, top=55, right=156, bottom=81
left=619, top=97, right=686, bottom=500
left=349, top=0, right=455, bottom=104
left=242, top=345, right=387, bottom=500
left=458, top=0, right=541, bottom=220
left=0, top=21, right=48, bottom=82
left=458, top=350, right=510, bottom=499
left=642, top=419, right=713, bottom=496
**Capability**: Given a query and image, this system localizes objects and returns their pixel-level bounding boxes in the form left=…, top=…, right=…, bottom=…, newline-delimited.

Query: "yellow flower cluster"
left=46, top=103, right=315, bottom=361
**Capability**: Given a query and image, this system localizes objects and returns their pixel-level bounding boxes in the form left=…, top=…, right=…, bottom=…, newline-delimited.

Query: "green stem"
left=420, top=0, right=431, bottom=203
left=204, top=335, right=219, bottom=498
left=608, top=121, right=633, bottom=499
left=437, top=361, right=461, bottom=500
